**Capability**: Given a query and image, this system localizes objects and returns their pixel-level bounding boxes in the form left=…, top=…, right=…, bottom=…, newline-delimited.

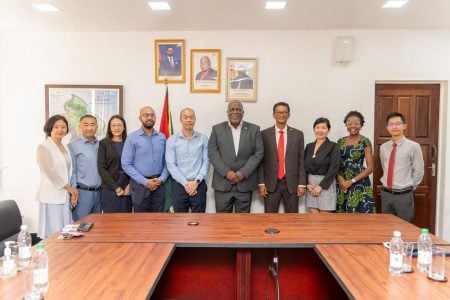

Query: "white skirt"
left=38, top=202, right=73, bottom=239
left=306, top=174, right=337, bottom=211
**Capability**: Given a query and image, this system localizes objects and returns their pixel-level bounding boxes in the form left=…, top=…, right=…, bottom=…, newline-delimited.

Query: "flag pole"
left=160, top=78, right=173, bottom=212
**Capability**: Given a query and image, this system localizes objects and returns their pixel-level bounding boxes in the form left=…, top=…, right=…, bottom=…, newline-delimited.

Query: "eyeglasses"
left=274, top=111, right=289, bottom=115
left=142, top=113, right=155, bottom=118
left=346, top=122, right=360, bottom=126
left=228, top=108, right=243, bottom=113
left=387, top=122, right=403, bottom=127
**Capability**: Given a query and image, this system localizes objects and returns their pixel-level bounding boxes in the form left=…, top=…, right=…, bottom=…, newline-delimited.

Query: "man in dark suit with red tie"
left=159, top=46, right=181, bottom=76
left=258, top=102, right=306, bottom=213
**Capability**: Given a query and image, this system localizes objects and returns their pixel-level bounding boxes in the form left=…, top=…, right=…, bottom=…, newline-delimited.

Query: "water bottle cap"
left=393, top=231, right=401, bottom=237
left=4, top=241, right=14, bottom=247
left=421, top=228, right=429, bottom=234
left=36, top=243, right=45, bottom=250
left=20, top=224, right=28, bottom=230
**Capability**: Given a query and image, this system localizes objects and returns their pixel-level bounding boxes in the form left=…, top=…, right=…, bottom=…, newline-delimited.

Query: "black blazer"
left=98, top=138, right=129, bottom=191
left=304, top=138, right=340, bottom=189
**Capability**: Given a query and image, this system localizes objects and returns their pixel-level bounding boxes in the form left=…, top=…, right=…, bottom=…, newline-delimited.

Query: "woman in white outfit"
left=36, top=115, right=78, bottom=238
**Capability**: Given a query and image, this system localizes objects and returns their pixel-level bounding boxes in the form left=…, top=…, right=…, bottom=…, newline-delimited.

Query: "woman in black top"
left=304, top=117, right=340, bottom=213
left=97, top=115, right=132, bottom=212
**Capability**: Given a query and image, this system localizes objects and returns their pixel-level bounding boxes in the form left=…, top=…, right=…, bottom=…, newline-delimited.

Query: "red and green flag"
left=159, top=85, right=174, bottom=212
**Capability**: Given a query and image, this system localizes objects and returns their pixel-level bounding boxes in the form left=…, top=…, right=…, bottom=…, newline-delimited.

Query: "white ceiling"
left=1, top=0, right=450, bottom=32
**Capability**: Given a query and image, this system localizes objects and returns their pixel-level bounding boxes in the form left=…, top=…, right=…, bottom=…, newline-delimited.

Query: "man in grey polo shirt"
left=380, top=112, right=424, bottom=222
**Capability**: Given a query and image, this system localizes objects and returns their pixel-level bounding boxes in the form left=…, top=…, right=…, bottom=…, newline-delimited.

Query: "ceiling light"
left=32, top=4, right=60, bottom=12
left=382, top=0, right=409, bottom=8
left=265, top=1, right=287, bottom=10
left=148, top=1, right=171, bottom=10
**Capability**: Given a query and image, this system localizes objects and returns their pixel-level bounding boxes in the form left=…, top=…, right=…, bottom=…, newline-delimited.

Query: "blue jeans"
left=72, top=190, right=101, bottom=221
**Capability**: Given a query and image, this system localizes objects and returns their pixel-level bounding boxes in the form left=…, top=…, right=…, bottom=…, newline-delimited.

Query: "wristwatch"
left=196, top=179, right=201, bottom=184
left=351, top=178, right=356, bottom=183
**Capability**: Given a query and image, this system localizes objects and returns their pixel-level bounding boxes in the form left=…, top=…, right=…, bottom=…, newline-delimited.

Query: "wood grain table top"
left=315, top=244, right=450, bottom=299
left=46, top=213, right=448, bottom=247
left=0, top=242, right=175, bottom=300
left=2, top=214, right=448, bottom=300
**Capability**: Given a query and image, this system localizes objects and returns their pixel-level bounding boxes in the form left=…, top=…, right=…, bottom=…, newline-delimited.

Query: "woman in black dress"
left=98, top=115, right=132, bottom=212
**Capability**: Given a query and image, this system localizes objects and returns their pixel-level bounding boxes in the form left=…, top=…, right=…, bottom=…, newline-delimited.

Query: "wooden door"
left=374, top=84, right=439, bottom=233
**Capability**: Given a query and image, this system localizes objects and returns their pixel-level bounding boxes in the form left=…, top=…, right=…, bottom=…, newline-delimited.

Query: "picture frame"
left=226, top=57, right=258, bottom=102
left=155, top=39, right=186, bottom=83
left=190, top=49, right=221, bottom=93
left=45, top=84, right=123, bottom=141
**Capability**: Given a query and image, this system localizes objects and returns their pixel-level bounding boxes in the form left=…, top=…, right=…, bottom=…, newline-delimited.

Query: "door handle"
left=430, top=145, right=437, bottom=161
left=428, top=163, right=436, bottom=177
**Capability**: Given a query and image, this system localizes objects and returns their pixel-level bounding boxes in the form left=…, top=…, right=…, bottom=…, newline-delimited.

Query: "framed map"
left=45, top=84, right=123, bottom=141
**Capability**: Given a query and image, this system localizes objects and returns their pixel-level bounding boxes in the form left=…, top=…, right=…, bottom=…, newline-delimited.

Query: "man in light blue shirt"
left=166, top=108, right=209, bottom=212
left=68, top=115, right=102, bottom=221
left=122, top=106, right=168, bottom=212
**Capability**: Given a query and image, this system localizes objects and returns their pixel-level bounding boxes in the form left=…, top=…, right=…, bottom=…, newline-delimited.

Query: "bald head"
left=227, top=100, right=244, bottom=128
left=179, top=107, right=196, bottom=132
left=139, top=106, right=156, bottom=130
left=139, top=106, right=154, bottom=116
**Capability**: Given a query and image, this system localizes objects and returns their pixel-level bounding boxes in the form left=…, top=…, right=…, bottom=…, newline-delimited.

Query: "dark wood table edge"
left=146, top=244, right=176, bottom=299
left=314, top=245, right=356, bottom=300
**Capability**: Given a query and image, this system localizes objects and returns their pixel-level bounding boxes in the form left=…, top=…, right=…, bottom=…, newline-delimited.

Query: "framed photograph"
left=45, top=84, right=123, bottom=141
left=155, top=39, right=185, bottom=83
left=226, top=57, right=258, bottom=102
left=190, top=49, right=221, bottom=93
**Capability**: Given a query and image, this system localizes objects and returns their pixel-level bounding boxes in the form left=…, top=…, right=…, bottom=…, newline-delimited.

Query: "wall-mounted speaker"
left=335, top=36, right=353, bottom=63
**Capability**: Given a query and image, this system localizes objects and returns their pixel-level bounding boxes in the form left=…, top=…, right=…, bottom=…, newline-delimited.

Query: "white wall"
left=0, top=30, right=449, bottom=240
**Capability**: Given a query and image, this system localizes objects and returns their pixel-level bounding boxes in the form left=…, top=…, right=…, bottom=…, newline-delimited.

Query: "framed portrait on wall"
left=155, top=39, right=185, bottom=83
left=190, top=49, right=221, bottom=93
left=226, top=57, right=258, bottom=102
left=45, top=84, right=123, bottom=141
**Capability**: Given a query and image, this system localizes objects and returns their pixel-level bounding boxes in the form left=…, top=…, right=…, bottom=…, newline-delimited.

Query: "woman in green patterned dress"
left=336, top=111, right=375, bottom=213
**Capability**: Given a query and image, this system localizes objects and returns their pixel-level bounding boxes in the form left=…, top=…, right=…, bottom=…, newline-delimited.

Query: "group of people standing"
left=35, top=100, right=424, bottom=238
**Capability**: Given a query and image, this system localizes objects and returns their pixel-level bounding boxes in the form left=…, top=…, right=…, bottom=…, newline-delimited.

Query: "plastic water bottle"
left=1, top=243, right=17, bottom=278
left=18, top=224, right=32, bottom=270
left=32, top=243, right=49, bottom=295
left=417, top=228, right=432, bottom=273
left=389, top=231, right=404, bottom=276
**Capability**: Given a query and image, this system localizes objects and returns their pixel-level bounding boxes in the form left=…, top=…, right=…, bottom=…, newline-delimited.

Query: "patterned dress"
left=336, top=135, right=375, bottom=213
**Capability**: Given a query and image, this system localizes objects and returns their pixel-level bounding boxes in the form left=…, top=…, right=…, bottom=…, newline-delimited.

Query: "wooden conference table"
left=0, top=213, right=448, bottom=299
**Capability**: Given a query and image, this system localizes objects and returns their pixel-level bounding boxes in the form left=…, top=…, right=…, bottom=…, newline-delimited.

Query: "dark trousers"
left=264, top=178, right=299, bottom=213
left=101, top=188, right=132, bottom=213
left=172, top=180, right=207, bottom=213
left=214, top=188, right=252, bottom=213
left=381, top=190, right=414, bottom=222
left=130, top=179, right=165, bottom=212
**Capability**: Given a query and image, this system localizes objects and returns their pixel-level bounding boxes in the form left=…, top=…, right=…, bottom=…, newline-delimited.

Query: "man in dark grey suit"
left=258, top=102, right=306, bottom=213
left=208, top=100, right=264, bottom=213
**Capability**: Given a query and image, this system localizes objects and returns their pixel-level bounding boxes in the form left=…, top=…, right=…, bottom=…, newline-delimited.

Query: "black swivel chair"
left=0, top=199, right=22, bottom=255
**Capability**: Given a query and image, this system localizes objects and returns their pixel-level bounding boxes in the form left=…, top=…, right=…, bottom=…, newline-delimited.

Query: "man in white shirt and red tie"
left=380, top=111, right=424, bottom=222
left=258, top=102, right=306, bottom=213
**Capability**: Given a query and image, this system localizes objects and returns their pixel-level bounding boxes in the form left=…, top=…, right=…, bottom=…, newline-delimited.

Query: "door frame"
left=374, top=80, right=448, bottom=238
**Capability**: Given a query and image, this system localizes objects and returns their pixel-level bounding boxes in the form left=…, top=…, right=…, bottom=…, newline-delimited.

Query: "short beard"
left=142, top=123, right=154, bottom=130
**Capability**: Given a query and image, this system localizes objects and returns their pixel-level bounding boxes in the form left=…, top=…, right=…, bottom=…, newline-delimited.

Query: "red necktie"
left=278, top=131, right=285, bottom=180
left=386, top=143, right=397, bottom=188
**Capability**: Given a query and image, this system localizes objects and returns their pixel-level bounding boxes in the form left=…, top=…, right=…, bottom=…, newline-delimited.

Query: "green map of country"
left=63, top=94, right=105, bottom=139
